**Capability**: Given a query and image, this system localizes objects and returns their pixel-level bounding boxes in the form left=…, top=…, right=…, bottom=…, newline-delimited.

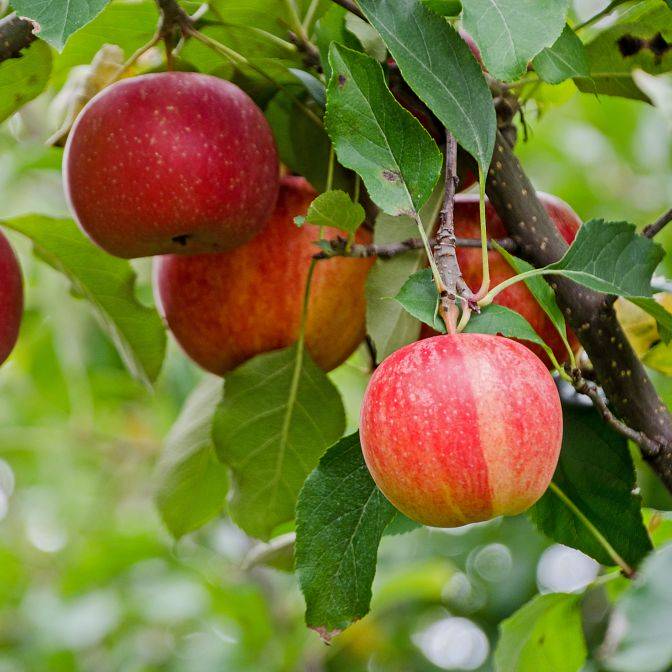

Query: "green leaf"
left=365, top=185, right=443, bottom=359
left=297, top=190, right=365, bottom=235
left=52, top=0, right=159, bottom=85
left=529, top=405, right=652, bottom=569
left=213, top=344, right=345, bottom=540
left=295, top=432, right=397, bottom=638
left=461, top=0, right=569, bottom=81
left=1, top=215, right=166, bottom=386
left=603, top=545, right=672, bottom=672
left=495, top=593, right=587, bottom=672
left=155, top=377, right=229, bottom=539
left=13, top=0, right=110, bottom=50
left=266, top=90, right=351, bottom=194
left=0, top=40, right=52, bottom=122
left=532, top=24, right=590, bottom=84
left=496, top=243, right=572, bottom=357
left=422, top=0, right=462, bottom=16
left=575, top=2, right=672, bottom=101
left=344, top=14, right=387, bottom=63
left=358, top=0, right=496, bottom=172
left=325, top=43, right=442, bottom=215
left=394, top=268, right=444, bottom=331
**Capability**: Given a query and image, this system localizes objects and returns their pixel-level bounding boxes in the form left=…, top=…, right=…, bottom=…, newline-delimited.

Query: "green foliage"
left=0, top=41, right=52, bottom=122
left=213, top=344, right=345, bottom=540
left=295, top=190, right=365, bottom=234
left=12, top=0, right=110, bottom=49
left=325, top=43, right=442, bottom=215
left=1, top=216, right=166, bottom=386
left=603, top=545, right=672, bottom=672
left=530, top=405, right=652, bottom=569
left=461, top=0, right=570, bottom=81
left=155, top=376, right=229, bottom=539
left=295, top=433, right=396, bottom=638
left=532, top=25, right=590, bottom=84
left=495, top=593, right=587, bottom=672
left=358, top=0, right=496, bottom=172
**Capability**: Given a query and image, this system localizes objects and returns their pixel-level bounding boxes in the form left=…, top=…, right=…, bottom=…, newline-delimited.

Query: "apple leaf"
left=366, top=185, right=443, bottom=360
left=575, top=2, right=672, bottom=101
left=496, top=243, right=572, bottom=357
left=295, top=190, right=365, bottom=235
left=422, top=0, right=462, bottom=16
left=12, top=0, right=110, bottom=50
left=395, top=268, right=444, bottom=331
left=461, top=0, right=569, bottom=82
left=532, top=24, right=590, bottom=84
left=213, top=344, right=345, bottom=540
left=529, top=405, right=652, bottom=569
left=494, top=593, right=587, bottom=672
left=0, top=40, right=52, bottom=122
left=325, top=43, right=442, bottom=216
left=602, top=545, right=672, bottom=672
left=154, top=377, right=229, bottom=540
left=295, top=432, right=397, bottom=639
left=315, top=5, right=362, bottom=81
left=0, top=215, right=166, bottom=387
left=358, top=0, right=495, bottom=172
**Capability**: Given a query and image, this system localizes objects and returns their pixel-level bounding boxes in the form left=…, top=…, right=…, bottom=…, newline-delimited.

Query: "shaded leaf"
left=359, top=0, right=496, bottom=171
left=315, top=5, right=362, bottom=80
left=155, top=377, right=229, bottom=539
left=0, top=40, right=52, bottom=122
left=461, top=0, right=569, bottom=81
left=533, top=24, right=590, bottom=84
left=1, top=215, right=166, bottom=386
left=325, top=43, right=442, bottom=215
left=295, top=432, right=396, bottom=638
left=213, top=345, right=345, bottom=540
left=495, top=593, right=586, bottom=672
left=530, top=405, right=652, bottom=568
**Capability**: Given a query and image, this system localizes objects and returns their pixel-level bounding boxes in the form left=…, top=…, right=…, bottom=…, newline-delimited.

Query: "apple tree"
left=1, top=0, right=672, bottom=669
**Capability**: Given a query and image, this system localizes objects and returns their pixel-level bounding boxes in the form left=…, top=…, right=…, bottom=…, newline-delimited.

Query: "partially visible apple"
left=64, top=72, right=279, bottom=258
left=155, top=176, right=373, bottom=375
left=0, top=232, right=23, bottom=366
left=360, top=333, right=563, bottom=527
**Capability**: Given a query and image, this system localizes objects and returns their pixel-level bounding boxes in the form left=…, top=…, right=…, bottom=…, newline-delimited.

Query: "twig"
left=433, top=131, right=462, bottom=333
left=643, top=207, right=672, bottom=239
left=312, top=235, right=517, bottom=260
left=329, top=0, right=366, bottom=21
left=571, top=371, right=662, bottom=457
left=574, top=0, right=630, bottom=31
left=0, top=12, right=37, bottom=63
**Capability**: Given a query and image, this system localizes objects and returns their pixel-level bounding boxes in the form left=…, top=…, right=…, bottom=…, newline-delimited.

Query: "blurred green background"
left=1, top=3, right=672, bottom=670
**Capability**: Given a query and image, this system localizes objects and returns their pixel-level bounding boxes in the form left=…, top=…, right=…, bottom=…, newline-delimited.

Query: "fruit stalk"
left=485, top=130, right=672, bottom=493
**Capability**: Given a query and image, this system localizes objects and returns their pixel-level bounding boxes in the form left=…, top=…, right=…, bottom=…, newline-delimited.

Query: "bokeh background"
left=1, top=0, right=672, bottom=669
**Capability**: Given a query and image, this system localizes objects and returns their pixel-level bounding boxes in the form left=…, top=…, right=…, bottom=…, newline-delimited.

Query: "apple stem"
left=473, top=168, right=491, bottom=301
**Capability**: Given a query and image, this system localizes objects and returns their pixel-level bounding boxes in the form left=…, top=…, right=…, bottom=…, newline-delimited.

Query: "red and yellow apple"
left=64, top=72, right=279, bottom=258
left=155, top=176, right=373, bottom=375
left=422, top=193, right=582, bottom=367
left=0, top=231, right=23, bottom=366
left=360, top=334, right=563, bottom=527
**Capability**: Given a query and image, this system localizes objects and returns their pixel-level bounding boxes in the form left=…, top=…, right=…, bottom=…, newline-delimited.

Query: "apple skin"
left=155, top=176, right=374, bottom=375
left=422, top=193, right=581, bottom=367
left=360, top=333, right=563, bottom=528
left=0, top=232, right=23, bottom=367
left=64, top=72, right=279, bottom=259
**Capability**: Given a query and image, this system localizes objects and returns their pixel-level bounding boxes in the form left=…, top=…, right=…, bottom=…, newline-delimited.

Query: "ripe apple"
left=422, top=193, right=581, bottom=367
left=64, top=72, right=279, bottom=258
left=360, top=334, right=563, bottom=527
left=155, top=176, right=374, bottom=375
left=0, top=232, right=23, bottom=366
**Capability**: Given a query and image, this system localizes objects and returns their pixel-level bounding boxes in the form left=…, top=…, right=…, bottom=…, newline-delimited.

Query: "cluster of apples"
left=58, top=71, right=576, bottom=528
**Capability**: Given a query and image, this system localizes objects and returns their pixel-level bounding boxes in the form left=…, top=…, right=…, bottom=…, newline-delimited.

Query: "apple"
left=64, top=72, right=279, bottom=258
left=0, top=231, right=23, bottom=367
left=360, top=333, right=563, bottom=527
left=422, top=192, right=581, bottom=367
left=155, top=176, right=374, bottom=375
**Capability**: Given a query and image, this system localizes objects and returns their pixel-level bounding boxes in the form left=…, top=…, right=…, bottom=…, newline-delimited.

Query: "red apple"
left=422, top=193, right=581, bottom=367
left=360, top=334, right=563, bottom=527
left=64, top=72, right=279, bottom=259
left=155, top=176, right=374, bottom=374
left=0, top=231, right=23, bottom=366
